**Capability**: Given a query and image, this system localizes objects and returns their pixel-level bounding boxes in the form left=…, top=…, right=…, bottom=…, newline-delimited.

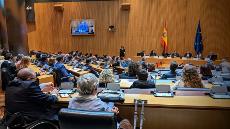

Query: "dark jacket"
left=184, top=53, right=192, bottom=58
left=130, top=80, right=155, bottom=89
left=161, top=71, right=179, bottom=79
left=1, top=60, right=16, bottom=79
left=5, top=79, right=58, bottom=120
left=54, top=62, right=72, bottom=78
left=120, top=48, right=125, bottom=57
left=1, top=60, right=16, bottom=91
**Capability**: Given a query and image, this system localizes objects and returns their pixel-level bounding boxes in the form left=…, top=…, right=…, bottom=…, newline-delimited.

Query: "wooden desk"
left=90, top=64, right=103, bottom=72
left=132, top=56, right=222, bottom=66
left=57, top=92, right=230, bottom=129
left=65, top=65, right=89, bottom=76
left=37, top=75, right=54, bottom=84
left=117, top=95, right=230, bottom=129
left=29, top=65, right=54, bottom=84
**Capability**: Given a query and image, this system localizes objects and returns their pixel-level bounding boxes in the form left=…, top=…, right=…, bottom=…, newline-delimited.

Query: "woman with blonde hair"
left=174, top=64, right=204, bottom=88
left=16, top=56, right=31, bottom=71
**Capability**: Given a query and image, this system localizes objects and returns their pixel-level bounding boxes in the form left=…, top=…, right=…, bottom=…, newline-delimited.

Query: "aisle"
left=0, top=91, right=5, bottom=119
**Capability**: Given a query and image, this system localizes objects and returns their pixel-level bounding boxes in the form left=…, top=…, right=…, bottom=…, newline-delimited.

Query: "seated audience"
left=82, top=58, right=99, bottom=77
left=147, top=63, right=155, bottom=72
left=140, top=51, right=145, bottom=57
left=139, top=57, right=148, bottom=70
left=63, top=54, right=73, bottom=64
left=149, top=50, right=157, bottom=57
left=220, top=59, right=230, bottom=73
left=99, top=69, right=114, bottom=87
left=200, top=64, right=213, bottom=80
left=54, top=55, right=74, bottom=81
left=70, top=56, right=82, bottom=68
left=120, top=58, right=132, bottom=68
left=207, top=52, right=218, bottom=61
left=68, top=73, right=117, bottom=111
left=171, top=51, right=180, bottom=58
left=1, top=53, right=17, bottom=91
left=119, top=62, right=141, bottom=79
left=68, top=73, right=132, bottom=129
left=206, top=59, right=215, bottom=70
left=103, top=57, right=111, bottom=69
left=41, top=58, right=56, bottom=74
left=161, top=61, right=179, bottom=79
left=174, top=65, right=204, bottom=88
left=184, top=51, right=192, bottom=58
left=162, top=52, right=170, bottom=58
left=130, top=69, right=155, bottom=89
left=15, top=56, right=31, bottom=71
left=36, top=54, right=48, bottom=67
left=5, top=68, right=58, bottom=121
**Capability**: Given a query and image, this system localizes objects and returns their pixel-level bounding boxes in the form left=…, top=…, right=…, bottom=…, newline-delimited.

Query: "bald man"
left=5, top=68, right=58, bottom=121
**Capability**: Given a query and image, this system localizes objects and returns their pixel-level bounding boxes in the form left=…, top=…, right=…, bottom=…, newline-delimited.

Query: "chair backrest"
left=1, top=68, right=10, bottom=91
left=59, top=108, right=117, bottom=129
left=52, top=68, right=62, bottom=87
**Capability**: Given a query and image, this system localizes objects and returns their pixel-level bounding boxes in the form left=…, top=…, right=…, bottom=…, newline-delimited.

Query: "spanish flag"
left=161, top=21, right=168, bottom=54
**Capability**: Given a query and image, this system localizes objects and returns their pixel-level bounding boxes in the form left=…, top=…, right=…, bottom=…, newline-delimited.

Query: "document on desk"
left=120, top=79, right=137, bottom=88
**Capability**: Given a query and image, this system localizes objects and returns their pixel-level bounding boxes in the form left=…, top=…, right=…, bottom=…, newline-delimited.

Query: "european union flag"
left=194, top=21, right=203, bottom=55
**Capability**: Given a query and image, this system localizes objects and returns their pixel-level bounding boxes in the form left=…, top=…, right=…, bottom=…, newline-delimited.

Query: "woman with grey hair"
left=68, top=73, right=119, bottom=113
left=68, top=73, right=133, bottom=129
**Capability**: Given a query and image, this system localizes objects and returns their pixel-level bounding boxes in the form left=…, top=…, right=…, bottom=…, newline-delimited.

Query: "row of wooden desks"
left=28, top=65, right=54, bottom=84
left=57, top=91, right=230, bottom=129
left=132, top=56, right=222, bottom=66
left=58, top=92, right=230, bottom=109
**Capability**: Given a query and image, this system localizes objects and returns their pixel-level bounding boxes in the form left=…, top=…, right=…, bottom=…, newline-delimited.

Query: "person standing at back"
left=120, top=46, right=126, bottom=58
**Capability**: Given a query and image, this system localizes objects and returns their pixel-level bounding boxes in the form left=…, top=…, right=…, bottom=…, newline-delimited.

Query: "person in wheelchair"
left=5, top=68, right=59, bottom=124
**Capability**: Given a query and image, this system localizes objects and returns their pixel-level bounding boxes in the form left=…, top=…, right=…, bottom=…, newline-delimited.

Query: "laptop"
left=107, top=83, right=120, bottom=91
left=59, top=82, right=75, bottom=94
left=210, top=86, right=230, bottom=99
left=154, top=85, right=174, bottom=97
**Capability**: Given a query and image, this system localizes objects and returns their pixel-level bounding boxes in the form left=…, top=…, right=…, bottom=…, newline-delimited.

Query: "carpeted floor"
left=0, top=92, right=5, bottom=119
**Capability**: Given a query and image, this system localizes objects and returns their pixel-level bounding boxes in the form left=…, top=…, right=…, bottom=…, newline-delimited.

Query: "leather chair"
left=52, top=68, right=69, bottom=87
left=1, top=68, right=10, bottom=91
left=58, top=108, right=117, bottom=129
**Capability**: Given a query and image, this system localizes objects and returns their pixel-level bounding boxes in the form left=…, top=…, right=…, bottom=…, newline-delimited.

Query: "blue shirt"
left=54, top=62, right=72, bottom=77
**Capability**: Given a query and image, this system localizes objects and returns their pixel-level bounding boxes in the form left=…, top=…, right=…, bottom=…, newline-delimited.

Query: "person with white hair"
left=68, top=73, right=133, bottom=129
left=68, top=73, right=118, bottom=112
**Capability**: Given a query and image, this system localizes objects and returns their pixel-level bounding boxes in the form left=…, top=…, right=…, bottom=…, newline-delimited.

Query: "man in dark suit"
left=161, top=61, right=179, bottom=79
left=130, top=69, right=155, bottom=89
left=207, top=52, right=218, bottom=61
left=5, top=68, right=58, bottom=121
left=120, top=46, right=126, bottom=58
left=149, top=50, right=157, bottom=57
left=171, top=51, right=180, bottom=58
left=184, top=51, right=193, bottom=58
left=54, top=55, right=74, bottom=81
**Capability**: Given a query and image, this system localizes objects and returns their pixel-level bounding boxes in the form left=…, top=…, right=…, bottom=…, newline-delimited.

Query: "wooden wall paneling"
left=27, top=0, right=230, bottom=58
